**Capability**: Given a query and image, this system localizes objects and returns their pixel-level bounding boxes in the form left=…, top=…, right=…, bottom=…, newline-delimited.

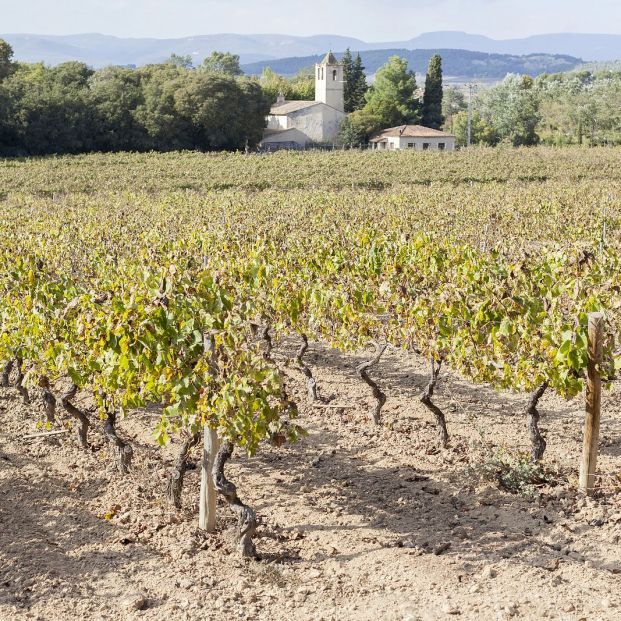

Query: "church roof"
left=269, top=100, right=321, bottom=115
left=320, top=51, right=339, bottom=65
left=369, top=125, right=455, bottom=141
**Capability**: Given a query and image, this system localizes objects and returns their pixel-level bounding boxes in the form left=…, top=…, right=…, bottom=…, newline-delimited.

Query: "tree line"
left=0, top=38, right=447, bottom=155
left=1, top=35, right=619, bottom=155
left=0, top=45, right=269, bottom=155
left=445, top=70, right=621, bottom=147
left=341, top=53, right=621, bottom=147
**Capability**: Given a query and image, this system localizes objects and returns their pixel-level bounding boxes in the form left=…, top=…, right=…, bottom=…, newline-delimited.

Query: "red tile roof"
left=369, top=125, right=455, bottom=141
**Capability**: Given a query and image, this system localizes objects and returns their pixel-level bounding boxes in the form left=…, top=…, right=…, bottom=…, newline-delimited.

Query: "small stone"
left=433, top=542, right=451, bottom=555
left=564, top=603, right=575, bottom=612
left=481, top=566, right=497, bottom=579
left=442, top=604, right=460, bottom=615
left=123, top=593, right=148, bottom=611
left=469, top=584, right=482, bottom=594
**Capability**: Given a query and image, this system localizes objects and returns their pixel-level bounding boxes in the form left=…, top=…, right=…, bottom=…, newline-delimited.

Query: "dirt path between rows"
left=1, top=341, right=621, bottom=621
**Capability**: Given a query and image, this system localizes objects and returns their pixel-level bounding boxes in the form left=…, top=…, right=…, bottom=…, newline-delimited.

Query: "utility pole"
left=466, top=83, right=477, bottom=147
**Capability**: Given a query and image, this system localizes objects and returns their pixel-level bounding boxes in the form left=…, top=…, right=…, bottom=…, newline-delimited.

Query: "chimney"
left=276, top=92, right=285, bottom=104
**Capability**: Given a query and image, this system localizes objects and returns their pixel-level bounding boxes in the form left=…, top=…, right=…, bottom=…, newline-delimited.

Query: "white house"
left=260, top=52, right=347, bottom=150
left=369, top=125, right=456, bottom=151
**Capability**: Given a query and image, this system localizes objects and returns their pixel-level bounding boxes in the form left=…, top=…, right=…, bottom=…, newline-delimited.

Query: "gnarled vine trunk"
left=295, top=333, right=318, bottom=402
left=420, top=358, right=449, bottom=449
left=103, top=410, right=133, bottom=474
left=40, top=379, right=56, bottom=424
left=167, top=431, right=201, bottom=508
left=357, top=342, right=387, bottom=425
left=1, top=359, right=14, bottom=387
left=259, top=325, right=273, bottom=359
left=61, top=383, right=90, bottom=448
left=15, top=358, right=30, bottom=404
left=527, top=381, right=548, bottom=462
left=212, top=440, right=258, bottom=558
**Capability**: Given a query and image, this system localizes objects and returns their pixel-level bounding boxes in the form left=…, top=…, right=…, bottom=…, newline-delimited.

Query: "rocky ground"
left=1, top=340, right=621, bottom=621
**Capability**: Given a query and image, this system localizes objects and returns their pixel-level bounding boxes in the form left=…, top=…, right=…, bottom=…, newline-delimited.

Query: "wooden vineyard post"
left=199, top=427, right=220, bottom=531
left=579, top=312, right=604, bottom=496
left=199, top=328, right=220, bottom=532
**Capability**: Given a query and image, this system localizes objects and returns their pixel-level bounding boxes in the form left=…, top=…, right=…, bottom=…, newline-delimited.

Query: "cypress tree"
left=351, top=53, right=368, bottom=112
left=422, top=54, right=444, bottom=129
left=343, top=50, right=368, bottom=113
left=342, top=48, right=355, bottom=113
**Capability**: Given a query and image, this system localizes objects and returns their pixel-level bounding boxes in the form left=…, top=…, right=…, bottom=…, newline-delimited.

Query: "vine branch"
left=527, top=381, right=548, bottom=462
left=212, top=439, right=258, bottom=558
left=357, top=341, right=388, bottom=425
left=420, top=357, right=449, bottom=449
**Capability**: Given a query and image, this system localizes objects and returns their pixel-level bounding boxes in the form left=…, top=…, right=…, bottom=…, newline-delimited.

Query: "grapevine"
left=1, top=147, right=620, bottom=559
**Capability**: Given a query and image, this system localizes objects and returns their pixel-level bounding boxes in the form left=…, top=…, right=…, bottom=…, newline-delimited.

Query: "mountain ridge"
left=1, top=31, right=619, bottom=68
left=241, top=49, right=582, bottom=80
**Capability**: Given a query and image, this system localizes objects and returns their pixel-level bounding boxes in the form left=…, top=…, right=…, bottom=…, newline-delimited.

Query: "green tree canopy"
left=0, top=39, right=16, bottom=82
left=202, top=51, right=243, bottom=76
left=535, top=69, right=621, bottom=145
left=88, top=66, right=146, bottom=151
left=422, top=54, right=444, bottom=129
left=168, top=54, right=193, bottom=69
left=442, top=86, right=466, bottom=133
left=260, top=66, right=314, bottom=103
left=0, top=57, right=269, bottom=155
left=453, top=110, right=497, bottom=146
left=363, top=56, right=421, bottom=129
left=1, top=61, right=94, bottom=154
left=477, top=74, right=541, bottom=146
left=338, top=109, right=380, bottom=147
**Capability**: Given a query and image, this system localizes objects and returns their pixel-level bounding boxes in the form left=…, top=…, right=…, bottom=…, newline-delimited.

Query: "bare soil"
left=1, top=341, right=621, bottom=621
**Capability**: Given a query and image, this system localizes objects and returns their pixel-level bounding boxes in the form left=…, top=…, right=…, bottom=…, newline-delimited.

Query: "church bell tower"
left=315, top=51, right=344, bottom=112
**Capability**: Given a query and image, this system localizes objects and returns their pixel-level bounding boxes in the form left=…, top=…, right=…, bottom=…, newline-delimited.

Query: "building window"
left=317, top=67, right=321, bottom=80
left=407, top=143, right=414, bottom=148
left=333, top=69, right=337, bottom=81
left=438, top=143, right=445, bottom=150
left=321, top=67, right=324, bottom=80
left=422, top=143, right=430, bottom=150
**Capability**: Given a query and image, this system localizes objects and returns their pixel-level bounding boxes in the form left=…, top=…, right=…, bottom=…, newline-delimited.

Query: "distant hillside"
left=241, top=49, right=582, bottom=79
left=0, top=33, right=366, bottom=67
left=0, top=31, right=619, bottom=68
left=394, top=32, right=621, bottom=62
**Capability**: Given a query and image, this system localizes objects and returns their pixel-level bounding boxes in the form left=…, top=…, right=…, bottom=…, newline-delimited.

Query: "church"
left=260, top=52, right=347, bottom=150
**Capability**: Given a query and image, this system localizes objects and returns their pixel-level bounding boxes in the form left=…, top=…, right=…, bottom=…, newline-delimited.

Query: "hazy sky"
left=1, top=0, right=620, bottom=40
